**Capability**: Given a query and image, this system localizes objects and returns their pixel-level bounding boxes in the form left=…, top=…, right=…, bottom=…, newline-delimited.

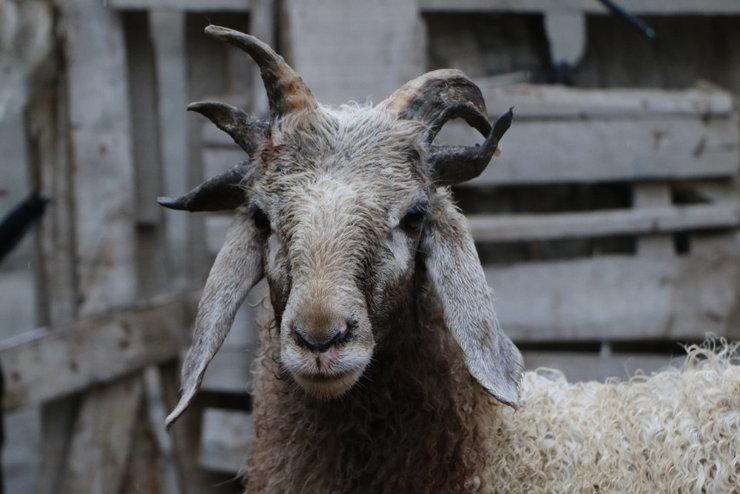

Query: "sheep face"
left=161, top=26, right=522, bottom=428
left=249, top=107, right=429, bottom=398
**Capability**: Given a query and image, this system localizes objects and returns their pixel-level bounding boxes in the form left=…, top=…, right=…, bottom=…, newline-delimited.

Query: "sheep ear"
left=166, top=214, right=263, bottom=428
left=422, top=201, right=523, bottom=408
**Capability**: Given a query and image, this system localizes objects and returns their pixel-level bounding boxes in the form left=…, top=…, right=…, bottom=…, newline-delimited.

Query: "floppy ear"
left=166, top=214, right=263, bottom=428
left=422, top=199, right=523, bottom=408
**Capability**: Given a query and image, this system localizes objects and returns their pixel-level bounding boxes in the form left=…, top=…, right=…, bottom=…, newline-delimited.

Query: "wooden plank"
left=125, top=11, right=171, bottom=299
left=23, top=31, right=82, bottom=494
left=126, top=11, right=165, bottom=228
left=633, top=183, right=674, bottom=257
left=420, top=0, right=740, bottom=15
left=282, top=0, right=425, bottom=105
left=203, top=147, right=244, bottom=177
left=522, top=352, right=679, bottom=383
left=60, top=377, right=144, bottom=493
left=486, top=254, right=740, bottom=342
left=150, top=11, right=190, bottom=283
left=184, top=13, right=234, bottom=282
left=199, top=409, right=253, bottom=473
left=110, top=0, right=250, bottom=10
left=468, top=203, right=740, bottom=243
left=249, top=0, right=276, bottom=114
left=26, top=64, right=77, bottom=329
left=205, top=215, right=231, bottom=257
left=438, top=116, right=739, bottom=185
left=121, top=403, right=165, bottom=494
left=56, top=2, right=144, bottom=488
left=477, top=83, right=734, bottom=119
left=0, top=292, right=195, bottom=411
left=125, top=13, right=179, bottom=491
left=202, top=347, right=254, bottom=394
left=159, top=362, right=214, bottom=494
left=64, top=0, right=136, bottom=315
left=543, top=12, right=585, bottom=68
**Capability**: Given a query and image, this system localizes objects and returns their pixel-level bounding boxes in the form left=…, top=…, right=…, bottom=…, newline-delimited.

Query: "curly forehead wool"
left=253, top=105, right=429, bottom=202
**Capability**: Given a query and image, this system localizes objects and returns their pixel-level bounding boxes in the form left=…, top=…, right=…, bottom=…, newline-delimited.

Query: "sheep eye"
left=253, top=207, right=271, bottom=232
left=400, top=204, right=428, bottom=234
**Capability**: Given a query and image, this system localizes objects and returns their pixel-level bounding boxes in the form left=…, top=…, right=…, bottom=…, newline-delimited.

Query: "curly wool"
left=245, top=280, right=738, bottom=494
left=245, top=295, right=490, bottom=493
left=484, top=341, right=740, bottom=493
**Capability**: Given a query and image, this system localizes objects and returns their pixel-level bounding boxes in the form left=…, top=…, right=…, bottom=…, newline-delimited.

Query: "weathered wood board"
left=282, top=0, right=425, bottom=105
left=203, top=85, right=740, bottom=186
left=60, top=378, right=144, bottom=493
left=199, top=409, right=253, bottom=474
left=477, top=83, right=734, bottom=118
left=522, top=351, right=680, bottom=382
left=487, top=254, right=740, bottom=342
left=419, top=0, right=740, bottom=15
left=110, top=0, right=250, bottom=10
left=1, top=293, right=195, bottom=411
left=440, top=115, right=738, bottom=185
left=468, top=203, right=740, bottom=242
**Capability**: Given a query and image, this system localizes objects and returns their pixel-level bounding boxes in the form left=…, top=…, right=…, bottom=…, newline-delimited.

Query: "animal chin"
left=291, top=367, right=364, bottom=399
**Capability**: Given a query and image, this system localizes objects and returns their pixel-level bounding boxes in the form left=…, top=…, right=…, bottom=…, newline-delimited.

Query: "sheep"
left=160, top=25, right=740, bottom=493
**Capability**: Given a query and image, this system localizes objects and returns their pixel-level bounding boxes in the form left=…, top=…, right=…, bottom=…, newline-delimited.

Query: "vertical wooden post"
left=281, top=0, right=425, bottom=104
left=249, top=0, right=275, bottom=114
left=634, top=183, right=675, bottom=257
left=149, top=10, right=189, bottom=286
left=124, top=10, right=169, bottom=295
left=139, top=8, right=217, bottom=493
left=543, top=11, right=586, bottom=69
left=51, top=1, right=153, bottom=491
left=24, top=8, right=80, bottom=493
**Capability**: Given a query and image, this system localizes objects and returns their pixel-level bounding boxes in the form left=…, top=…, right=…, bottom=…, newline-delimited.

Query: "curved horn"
left=187, top=102, right=268, bottom=155
left=381, top=69, right=513, bottom=187
left=380, top=69, right=490, bottom=142
left=204, top=25, right=317, bottom=117
left=427, top=108, right=513, bottom=186
left=157, top=162, right=252, bottom=212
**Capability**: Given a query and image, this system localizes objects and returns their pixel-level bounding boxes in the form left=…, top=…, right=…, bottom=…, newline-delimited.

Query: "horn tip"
left=204, top=24, right=261, bottom=47
left=187, top=101, right=215, bottom=114
left=204, top=24, right=226, bottom=36
left=164, top=410, right=179, bottom=431
left=204, top=24, right=239, bottom=41
left=157, top=196, right=186, bottom=211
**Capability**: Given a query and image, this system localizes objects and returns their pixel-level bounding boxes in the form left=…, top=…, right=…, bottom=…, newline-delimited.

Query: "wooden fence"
left=4, top=0, right=740, bottom=489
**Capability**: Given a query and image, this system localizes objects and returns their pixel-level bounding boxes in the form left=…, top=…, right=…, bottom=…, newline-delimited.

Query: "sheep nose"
left=291, top=322, right=348, bottom=352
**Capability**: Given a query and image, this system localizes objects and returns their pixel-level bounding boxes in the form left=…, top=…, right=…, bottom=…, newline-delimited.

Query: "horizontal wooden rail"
left=420, top=0, right=740, bottom=15
left=445, top=116, right=739, bottom=185
left=109, top=0, right=250, bottom=11
left=469, top=203, right=740, bottom=242
left=487, top=254, right=740, bottom=342
left=1, top=291, right=198, bottom=411
left=476, top=83, right=734, bottom=119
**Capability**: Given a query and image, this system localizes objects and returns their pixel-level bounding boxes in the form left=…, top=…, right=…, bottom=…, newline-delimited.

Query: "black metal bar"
left=596, top=0, right=656, bottom=40
left=0, top=192, right=48, bottom=264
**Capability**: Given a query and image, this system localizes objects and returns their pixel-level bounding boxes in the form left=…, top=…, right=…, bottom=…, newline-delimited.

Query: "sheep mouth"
left=291, top=367, right=364, bottom=399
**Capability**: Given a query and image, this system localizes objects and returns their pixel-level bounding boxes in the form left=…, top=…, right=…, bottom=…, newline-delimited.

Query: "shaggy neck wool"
left=245, top=277, right=496, bottom=493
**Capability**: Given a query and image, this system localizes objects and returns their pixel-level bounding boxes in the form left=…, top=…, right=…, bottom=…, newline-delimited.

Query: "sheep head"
left=160, top=25, right=522, bottom=428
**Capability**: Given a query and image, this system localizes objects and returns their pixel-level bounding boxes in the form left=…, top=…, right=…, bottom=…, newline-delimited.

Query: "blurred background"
left=1, top=0, right=740, bottom=492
